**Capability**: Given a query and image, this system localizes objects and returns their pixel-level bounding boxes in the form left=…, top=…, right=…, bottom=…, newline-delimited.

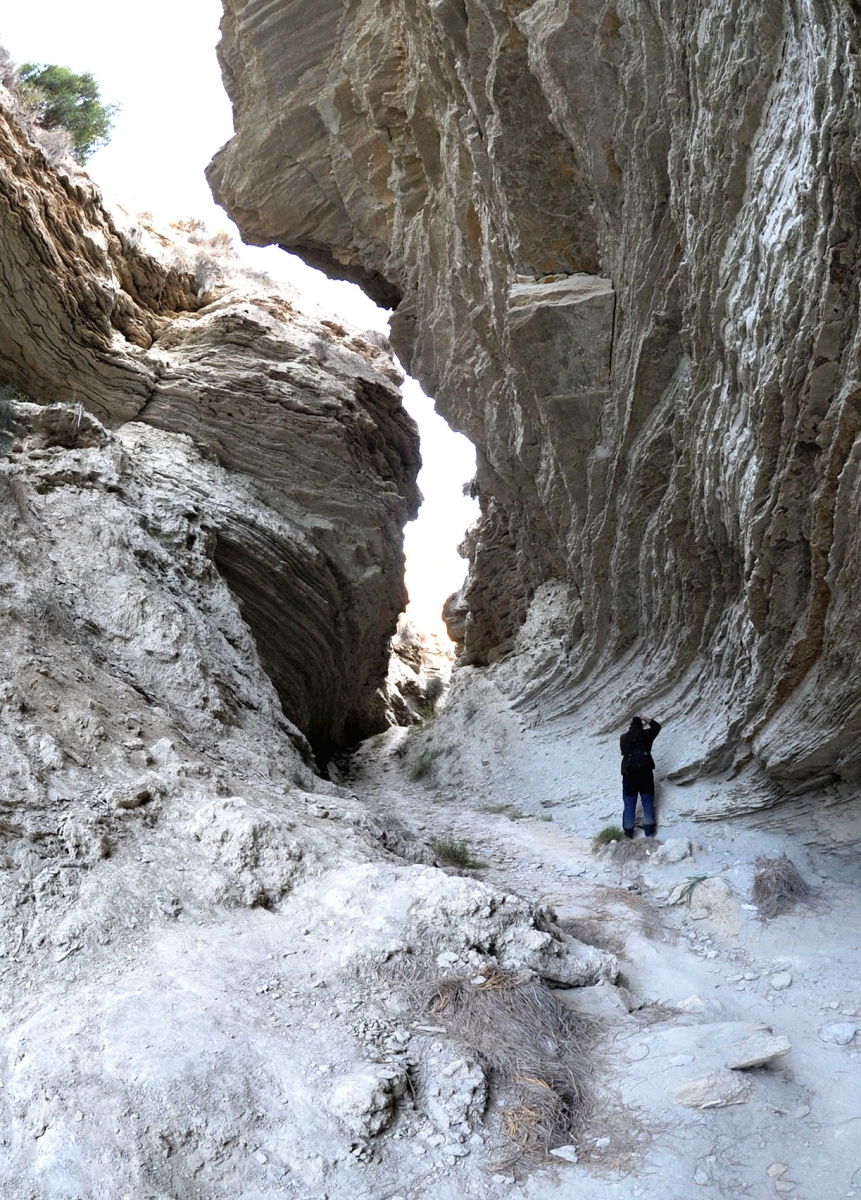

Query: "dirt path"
left=343, top=700, right=861, bottom=1200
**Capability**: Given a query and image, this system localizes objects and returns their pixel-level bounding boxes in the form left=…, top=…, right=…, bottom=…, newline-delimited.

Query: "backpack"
left=623, top=742, right=649, bottom=775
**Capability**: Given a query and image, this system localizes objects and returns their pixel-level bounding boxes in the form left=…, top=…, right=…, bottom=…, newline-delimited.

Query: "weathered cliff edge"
left=209, top=0, right=861, bottom=791
left=0, top=86, right=420, bottom=752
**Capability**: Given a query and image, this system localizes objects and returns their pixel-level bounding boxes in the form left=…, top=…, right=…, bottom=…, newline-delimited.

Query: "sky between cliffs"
left=0, top=0, right=478, bottom=635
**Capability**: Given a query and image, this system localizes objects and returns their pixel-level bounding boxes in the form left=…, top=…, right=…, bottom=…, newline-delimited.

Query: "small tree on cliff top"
left=18, top=63, right=116, bottom=164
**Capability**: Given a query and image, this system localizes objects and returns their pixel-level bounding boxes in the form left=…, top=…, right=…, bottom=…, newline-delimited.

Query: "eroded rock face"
left=0, top=88, right=420, bottom=750
left=209, top=0, right=861, bottom=785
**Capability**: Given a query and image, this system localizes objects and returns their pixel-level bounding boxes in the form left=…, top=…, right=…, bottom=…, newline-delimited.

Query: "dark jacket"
left=620, top=719, right=661, bottom=791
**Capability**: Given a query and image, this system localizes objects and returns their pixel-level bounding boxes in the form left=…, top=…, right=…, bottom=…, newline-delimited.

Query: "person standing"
left=619, top=716, right=662, bottom=838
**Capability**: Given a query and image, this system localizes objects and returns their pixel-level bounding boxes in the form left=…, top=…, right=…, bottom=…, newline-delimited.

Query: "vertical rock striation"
left=209, top=0, right=861, bottom=786
left=0, top=86, right=420, bottom=751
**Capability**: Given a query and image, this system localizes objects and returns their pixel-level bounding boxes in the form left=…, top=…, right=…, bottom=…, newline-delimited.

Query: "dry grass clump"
left=419, top=970, right=595, bottom=1160
left=592, top=824, right=625, bottom=851
left=604, top=838, right=653, bottom=863
left=751, top=854, right=815, bottom=919
left=428, top=831, right=486, bottom=869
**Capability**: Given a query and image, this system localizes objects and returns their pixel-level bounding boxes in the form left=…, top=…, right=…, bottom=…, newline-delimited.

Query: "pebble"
left=770, top=972, right=792, bottom=990
left=767, top=1163, right=788, bottom=1178
left=254, top=1151, right=267, bottom=1165
left=549, top=1145, right=579, bottom=1163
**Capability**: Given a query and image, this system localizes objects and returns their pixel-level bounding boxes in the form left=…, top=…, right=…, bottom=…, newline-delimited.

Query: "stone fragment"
left=725, top=1034, right=791, bottom=1070
left=651, top=838, right=693, bottom=865
left=818, top=1022, right=857, bottom=1045
left=673, top=1072, right=754, bottom=1109
left=549, top=1145, right=579, bottom=1163
left=328, top=1067, right=406, bottom=1137
left=770, top=973, right=792, bottom=991
left=148, top=738, right=175, bottom=767
left=767, top=1163, right=788, bottom=1178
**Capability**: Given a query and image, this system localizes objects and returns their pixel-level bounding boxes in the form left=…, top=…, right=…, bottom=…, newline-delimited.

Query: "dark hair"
left=629, top=716, right=644, bottom=733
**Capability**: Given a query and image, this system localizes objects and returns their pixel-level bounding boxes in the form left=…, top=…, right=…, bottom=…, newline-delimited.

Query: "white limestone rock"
left=673, top=1071, right=754, bottom=1110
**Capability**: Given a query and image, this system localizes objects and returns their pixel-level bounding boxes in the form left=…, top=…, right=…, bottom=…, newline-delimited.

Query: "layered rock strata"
left=210, top=0, right=861, bottom=785
left=0, top=87, right=420, bottom=750
left=0, top=398, right=615, bottom=1196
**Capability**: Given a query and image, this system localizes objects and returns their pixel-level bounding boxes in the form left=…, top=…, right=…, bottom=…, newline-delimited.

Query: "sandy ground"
left=343, top=664, right=861, bottom=1200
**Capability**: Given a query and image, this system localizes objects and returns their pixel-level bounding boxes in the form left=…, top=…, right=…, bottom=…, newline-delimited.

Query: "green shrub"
left=429, top=832, right=486, bottom=869
left=18, top=63, right=117, bottom=164
left=409, top=748, right=439, bottom=781
left=592, top=825, right=624, bottom=852
left=425, top=674, right=445, bottom=708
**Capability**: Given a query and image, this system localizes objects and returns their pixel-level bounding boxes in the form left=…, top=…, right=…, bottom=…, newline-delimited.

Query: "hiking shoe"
left=644, top=824, right=657, bottom=838
left=623, top=828, right=635, bottom=840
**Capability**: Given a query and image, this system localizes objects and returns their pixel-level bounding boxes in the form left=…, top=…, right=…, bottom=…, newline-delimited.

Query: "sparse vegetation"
left=409, top=747, right=440, bottom=781
left=751, top=854, right=815, bottom=919
left=417, top=969, right=593, bottom=1159
left=592, top=825, right=625, bottom=851
left=17, top=63, right=117, bottom=164
left=425, top=673, right=445, bottom=709
left=428, top=831, right=486, bottom=869
left=676, top=875, right=710, bottom=906
left=480, top=802, right=512, bottom=814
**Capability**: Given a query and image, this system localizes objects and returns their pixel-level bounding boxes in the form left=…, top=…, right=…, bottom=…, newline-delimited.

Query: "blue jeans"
left=623, top=785, right=654, bottom=832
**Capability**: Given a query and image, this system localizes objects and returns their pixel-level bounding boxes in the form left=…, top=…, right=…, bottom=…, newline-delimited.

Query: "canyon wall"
left=209, top=0, right=861, bottom=787
left=0, top=87, right=420, bottom=751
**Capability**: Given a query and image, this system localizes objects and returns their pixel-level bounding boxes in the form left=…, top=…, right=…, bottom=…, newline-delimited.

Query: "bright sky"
left=0, top=0, right=478, bottom=633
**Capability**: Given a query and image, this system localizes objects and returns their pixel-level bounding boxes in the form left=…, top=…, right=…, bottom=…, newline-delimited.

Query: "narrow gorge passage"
left=2, top=0, right=861, bottom=1197
left=343, top=680, right=861, bottom=1197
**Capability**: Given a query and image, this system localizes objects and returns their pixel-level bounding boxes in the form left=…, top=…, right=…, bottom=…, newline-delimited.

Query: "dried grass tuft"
left=412, top=969, right=594, bottom=1160
left=604, top=838, right=653, bottom=863
left=428, top=830, right=485, bottom=869
left=592, top=824, right=625, bottom=851
left=750, top=854, right=815, bottom=919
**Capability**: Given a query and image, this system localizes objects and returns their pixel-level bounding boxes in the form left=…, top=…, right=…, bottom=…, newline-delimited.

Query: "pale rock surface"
left=209, top=0, right=861, bottom=792
left=303, top=861, right=617, bottom=986
left=672, top=1071, right=754, bottom=1110
left=421, top=1046, right=487, bottom=1136
left=650, top=837, right=693, bottom=865
left=818, top=1022, right=857, bottom=1046
left=0, top=86, right=420, bottom=751
left=724, top=1032, right=791, bottom=1070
